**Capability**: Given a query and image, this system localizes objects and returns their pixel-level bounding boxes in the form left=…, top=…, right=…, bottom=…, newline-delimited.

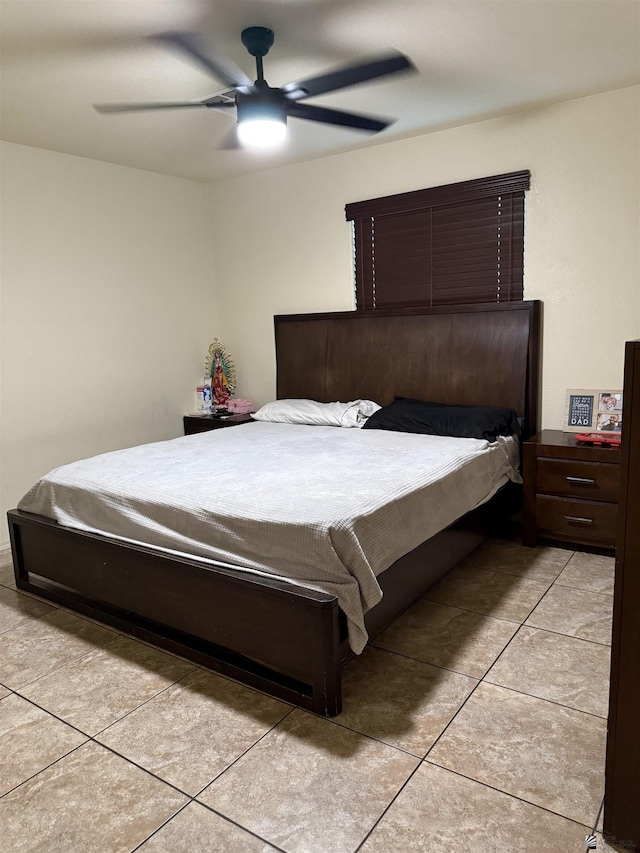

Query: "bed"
left=8, top=301, right=541, bottom=716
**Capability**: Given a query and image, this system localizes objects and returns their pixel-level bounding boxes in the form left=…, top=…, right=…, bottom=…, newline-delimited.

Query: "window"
left=345, top=170, right=530, bottom=311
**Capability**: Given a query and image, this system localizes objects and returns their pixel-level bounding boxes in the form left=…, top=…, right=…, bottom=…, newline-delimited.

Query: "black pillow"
left=362, top=397, right=521, bottom=442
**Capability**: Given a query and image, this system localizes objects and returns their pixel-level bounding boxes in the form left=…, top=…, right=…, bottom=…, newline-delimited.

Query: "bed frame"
left=8, top=301, right=541, bottom=716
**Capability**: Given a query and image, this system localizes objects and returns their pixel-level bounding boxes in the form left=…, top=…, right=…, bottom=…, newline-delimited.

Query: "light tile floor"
left=0, top=539, right=629, bottom=852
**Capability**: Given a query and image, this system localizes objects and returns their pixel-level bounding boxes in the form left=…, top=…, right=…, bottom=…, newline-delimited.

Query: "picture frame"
left=563, top=388, right=623, bottom=433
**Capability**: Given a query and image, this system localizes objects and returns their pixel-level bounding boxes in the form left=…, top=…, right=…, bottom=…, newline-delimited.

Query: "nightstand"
left=183, top=412, right=254, bottom=435
left=523, top=429, right=620, bottom=551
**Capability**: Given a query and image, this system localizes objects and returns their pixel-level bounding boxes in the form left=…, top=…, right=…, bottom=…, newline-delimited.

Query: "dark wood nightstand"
left=523, top=429, right=620, bottom=551
left=183, top=412, right=254, bottom=435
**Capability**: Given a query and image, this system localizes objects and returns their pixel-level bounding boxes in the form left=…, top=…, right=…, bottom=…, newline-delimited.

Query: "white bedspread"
left=18, top=422, right=521, bottom=652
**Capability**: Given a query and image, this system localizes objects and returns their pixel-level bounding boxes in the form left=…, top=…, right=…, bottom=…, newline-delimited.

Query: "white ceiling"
left=1, top=0, right=639, bottom=184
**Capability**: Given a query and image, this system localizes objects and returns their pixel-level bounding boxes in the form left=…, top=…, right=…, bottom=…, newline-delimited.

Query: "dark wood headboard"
left=275, top=301, right=542, bottom=439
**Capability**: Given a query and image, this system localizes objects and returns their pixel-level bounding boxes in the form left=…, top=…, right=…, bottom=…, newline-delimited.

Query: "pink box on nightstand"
left=227, top=398, right=254, bottom=414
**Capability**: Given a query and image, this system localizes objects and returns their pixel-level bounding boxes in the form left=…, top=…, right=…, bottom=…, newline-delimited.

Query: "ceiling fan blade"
left=282, top=52, right=414, bottom=101
left=94, top=99, right=235, bottom=114
left=286, top=102, right=391, bottom=132
left=154, top=31, right=254, bottom=91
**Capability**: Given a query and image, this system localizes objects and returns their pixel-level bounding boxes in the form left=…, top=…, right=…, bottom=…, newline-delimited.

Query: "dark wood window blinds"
left=346, top=170, right=530, bottom=311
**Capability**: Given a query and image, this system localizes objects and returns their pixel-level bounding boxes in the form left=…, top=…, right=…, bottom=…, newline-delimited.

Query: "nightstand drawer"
left=537, top=459, right=619, bottom=502
left=184, top=419, right=219, bottom=434
left=536, top=495, right=618, bottom=546
left=183, top=413, right=254, bottom=435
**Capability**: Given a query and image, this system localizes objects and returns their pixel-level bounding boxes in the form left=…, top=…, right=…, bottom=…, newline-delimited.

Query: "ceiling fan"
left=94, top=26, right=416, bottom=148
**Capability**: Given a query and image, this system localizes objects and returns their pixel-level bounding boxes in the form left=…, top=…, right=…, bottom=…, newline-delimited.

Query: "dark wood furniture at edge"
left=8, top=301, right=541, bottom=718
left=523, top=430, right=619, bottom=552
left=184, top=412, right=254, bottom=434
left=604, top=339, right=640, bottom=851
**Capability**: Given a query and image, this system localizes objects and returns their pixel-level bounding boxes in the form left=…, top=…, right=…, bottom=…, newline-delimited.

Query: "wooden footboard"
left=7, top=486, right=515, bottom=718
left=8, top=509, right=342, bottom=716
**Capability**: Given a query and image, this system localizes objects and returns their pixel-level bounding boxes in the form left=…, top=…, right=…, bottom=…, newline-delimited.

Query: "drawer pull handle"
left=565, top=476, right=596, bottom=485
left=564, top=515, right=594, bottom=524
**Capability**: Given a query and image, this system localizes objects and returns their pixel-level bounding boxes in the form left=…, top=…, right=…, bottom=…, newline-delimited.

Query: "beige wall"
left=1, top=86, right=638, bottom=550
left=209, top=86, right=640, bottom=425
left=0, top=143, right=219, bottom=538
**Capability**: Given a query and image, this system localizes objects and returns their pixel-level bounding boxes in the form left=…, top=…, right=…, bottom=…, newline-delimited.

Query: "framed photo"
left=563, top=388, right=623, bottom=433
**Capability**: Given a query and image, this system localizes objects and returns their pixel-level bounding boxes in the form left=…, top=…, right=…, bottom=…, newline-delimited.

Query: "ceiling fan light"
left=236, top=98, right=287, bottom=148
left=237, top=117, right=287, bottom=148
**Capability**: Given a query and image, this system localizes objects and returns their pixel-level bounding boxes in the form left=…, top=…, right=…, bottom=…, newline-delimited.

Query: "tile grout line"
left=422, top=559, right=565, bottom=626
left=553, top=580, right=614, bottom=596
left=0, top=739, right=89, bottom=801
left=7, top=659, right=198, bottom=741
left=0, top=607, right=123, bottom=691
left=127, top=801, right=194, bottom=853
left=1, top=692, right=287, bottom=853
left=353, top=760, right=427, bottom=852
left=2, top=717, right=285, bottom=853
left=87, top=667, right=199, bottom=739
left=522, top=620, right=613, bottom=647
left=126, top=706, right=299, bottom=853
left=1, top=540, right=614, bottom=850
left=0, top=693, right=188, bottom=802
left=479, top=675, right=610, bottom=720
left=592, top=796, right=604, bottom=837
left=355, top=703, right=594, bottom=850
left=410, top=571, right=608, bottom=829
left=367, top=645, right=484, bottom=685
left=129, top=796, right=288, bottom=853
left=189, top=705, right=297, bottom=798
left=419, top=763, right=601, bottom=834
left=422, top=759, right=596, bottom=832
left=352, top=633, right=530, bottom=849
left=302, top=710, right=430, bottom=762
left=369, top=560, right=607, bottom=820
left=362, top=539, right=572, bottom=647
left=413, top=565, right=609, bottom=819
left=461, top=562, right=570, bottom=584
left=417, top=668, right=488, bottom=760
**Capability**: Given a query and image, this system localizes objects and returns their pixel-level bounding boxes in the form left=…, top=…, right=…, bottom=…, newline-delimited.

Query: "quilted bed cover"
left=18, top=421, right=520, bottom=652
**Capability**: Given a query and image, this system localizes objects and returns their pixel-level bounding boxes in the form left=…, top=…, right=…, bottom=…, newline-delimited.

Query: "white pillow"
left=251, top=399, right=381, bottom=428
